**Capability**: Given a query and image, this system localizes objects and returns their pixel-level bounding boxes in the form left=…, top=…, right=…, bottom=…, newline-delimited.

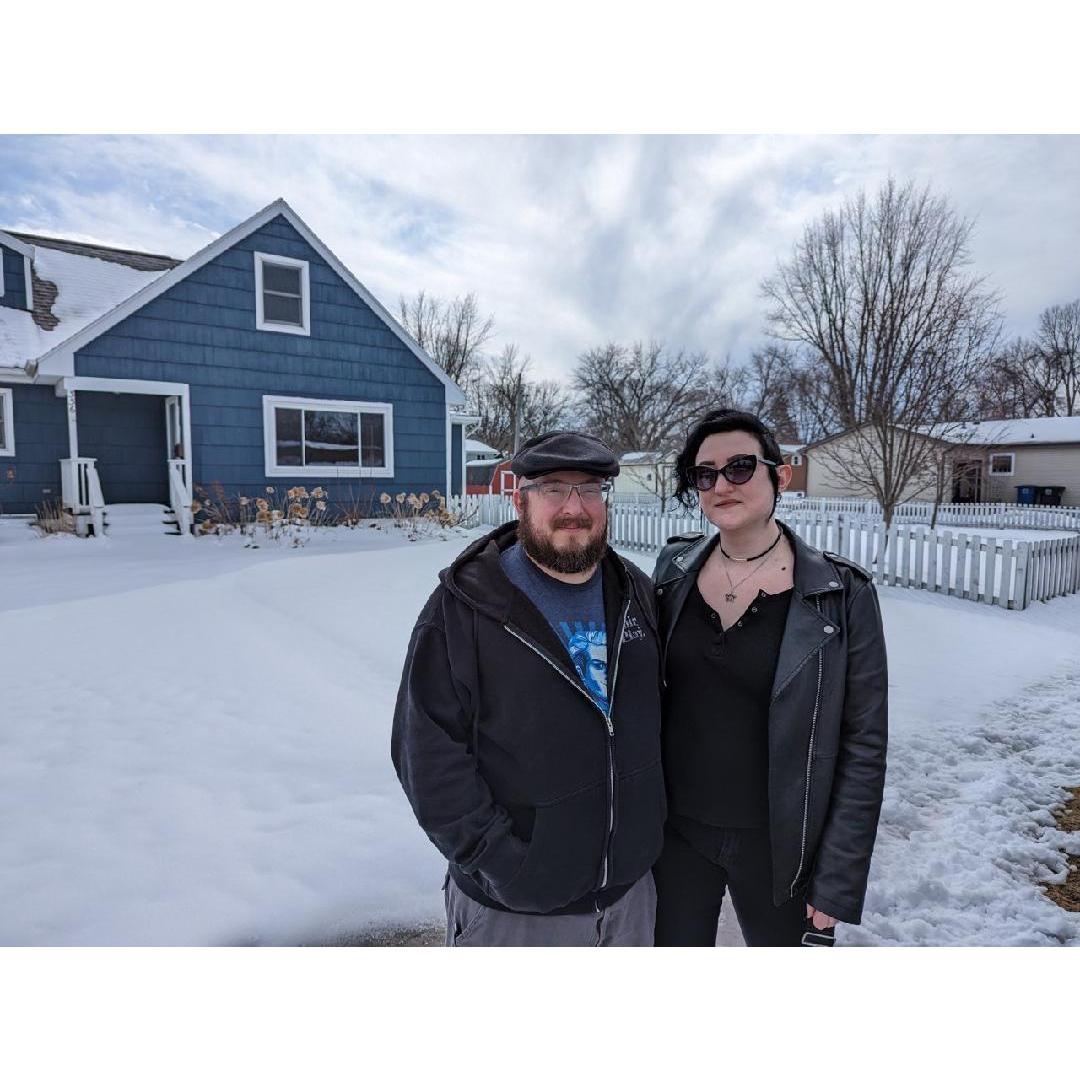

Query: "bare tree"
left=471, top=345, right=572, bottom=454
left=571, top=341, right=711, bottom=455
left=1036, top=299, right=1080, bottom=415
left=973, top=337, right=1061, bottom=418
left=762, top=177, right=1001, bottom=525
left=398, top=290, right=496, bottom=389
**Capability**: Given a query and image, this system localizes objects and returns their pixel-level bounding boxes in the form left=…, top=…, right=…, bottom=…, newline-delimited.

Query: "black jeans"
left=653, top=820, right=807, bottom=947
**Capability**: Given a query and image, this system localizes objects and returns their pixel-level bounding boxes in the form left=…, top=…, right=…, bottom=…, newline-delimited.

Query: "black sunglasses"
left=687, top=454, right=780, bottom=490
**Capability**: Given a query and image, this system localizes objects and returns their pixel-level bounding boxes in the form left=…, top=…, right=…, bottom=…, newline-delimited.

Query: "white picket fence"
left=448, top=494, right=1080, bottom=610
left=779, top=497, right=1080, bottom=531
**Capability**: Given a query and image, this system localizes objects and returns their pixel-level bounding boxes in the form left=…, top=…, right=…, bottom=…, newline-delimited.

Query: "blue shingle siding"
left=0, top=383, right=68, bottom=514
left=1, top=245, right=28, bottom=309
left=451, top=425, right=463, bottom=496
left=71, top=215, right=449, bottom=508
left=77, top=392, right=169, bottom=505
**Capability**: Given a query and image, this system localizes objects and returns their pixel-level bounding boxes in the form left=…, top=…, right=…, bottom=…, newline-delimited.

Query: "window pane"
left=305, top=410, right=359, bottom=465
left=275, top=408, right=302, bottom=467
left=361, top=412, right=385, bottom=468
left=262, top=263, right=302, bottom=295
left=263, top=293, right=303, bottom=325
left=0, top=411, right=6, bottom=449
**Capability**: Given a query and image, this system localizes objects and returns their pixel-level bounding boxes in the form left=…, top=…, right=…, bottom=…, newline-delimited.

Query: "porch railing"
left=168, top=458, right=193, bottom=536
left=60, top=457, right=106, bottom=536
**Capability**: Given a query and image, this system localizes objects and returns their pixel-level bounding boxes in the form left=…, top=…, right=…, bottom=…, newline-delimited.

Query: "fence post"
left=1014, top=542, right=1031, bottom=609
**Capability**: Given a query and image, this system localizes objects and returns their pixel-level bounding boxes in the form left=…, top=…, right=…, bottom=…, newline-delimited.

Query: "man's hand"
left=806, top=903, right=838, bottom=930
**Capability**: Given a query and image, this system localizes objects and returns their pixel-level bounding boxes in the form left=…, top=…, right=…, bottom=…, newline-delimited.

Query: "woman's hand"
left=806, top=903, right=838, bottom=930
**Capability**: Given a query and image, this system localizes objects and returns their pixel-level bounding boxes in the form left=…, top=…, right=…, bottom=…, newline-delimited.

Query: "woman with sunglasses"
left=652, top=409, right=888, bottom=946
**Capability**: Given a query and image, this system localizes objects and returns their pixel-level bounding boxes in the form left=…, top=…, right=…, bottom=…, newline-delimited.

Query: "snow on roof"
left=0, top=242, right=168, bottom=371
left=465, top=438, right=499, bottom=455
left=619, top=450, right=671, bottom=465
left=926, top=416, right=1080, bottom=447
left=779, top=443, right=805, bottom=454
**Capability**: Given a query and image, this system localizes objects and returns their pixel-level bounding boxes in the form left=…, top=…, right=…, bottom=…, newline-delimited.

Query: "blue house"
left=0, top=199, right=471, bottom=535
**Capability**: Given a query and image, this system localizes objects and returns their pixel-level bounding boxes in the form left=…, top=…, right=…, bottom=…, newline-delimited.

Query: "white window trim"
left=989, top=452, right=1015, bottom=476
left=254, top=251, right=311, bottom=336
left=789, top=453, right=803, bottom=466
left=0, top=387, right=14, bottom=456
left=262, top=395, right=394, bottom=478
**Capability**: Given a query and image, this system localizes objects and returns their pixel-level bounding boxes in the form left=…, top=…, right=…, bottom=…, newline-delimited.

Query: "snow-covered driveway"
left=2, top=520, right=1078, bottom=945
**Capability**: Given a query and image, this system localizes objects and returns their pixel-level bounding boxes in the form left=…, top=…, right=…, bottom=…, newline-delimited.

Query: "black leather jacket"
left=653, top=522, right=888, bottom=924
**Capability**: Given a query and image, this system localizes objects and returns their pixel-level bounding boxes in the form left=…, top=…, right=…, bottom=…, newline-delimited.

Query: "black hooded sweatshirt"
left=391, top=521, right=667, bottom=915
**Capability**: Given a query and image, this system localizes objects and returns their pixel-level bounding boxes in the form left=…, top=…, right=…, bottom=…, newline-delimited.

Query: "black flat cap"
left=511, top=430, right=620, bottom=479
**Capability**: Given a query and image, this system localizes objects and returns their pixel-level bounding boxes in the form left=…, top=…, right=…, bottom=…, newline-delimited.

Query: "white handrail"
left=168, top=458, right=193, bottom=536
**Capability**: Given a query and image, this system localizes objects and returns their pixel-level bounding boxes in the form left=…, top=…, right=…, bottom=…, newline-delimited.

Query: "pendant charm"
left=724, top=592, right=737, bottom=602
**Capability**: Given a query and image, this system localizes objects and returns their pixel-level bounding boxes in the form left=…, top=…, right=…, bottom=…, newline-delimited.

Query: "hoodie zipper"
left=790, top=596, right=825, bottom=897
left=503, top=588, right=630, bottom=893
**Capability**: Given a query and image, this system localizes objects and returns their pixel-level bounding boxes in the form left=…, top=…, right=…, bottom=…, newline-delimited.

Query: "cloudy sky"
left=1, top=134, right=1078, bottom=383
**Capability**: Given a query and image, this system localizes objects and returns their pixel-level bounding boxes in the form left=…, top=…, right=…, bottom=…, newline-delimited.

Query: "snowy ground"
left=2, top=515, right=1079, bottom=945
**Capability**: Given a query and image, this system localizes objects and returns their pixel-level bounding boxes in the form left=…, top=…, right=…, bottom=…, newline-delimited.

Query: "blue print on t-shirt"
left=561, top=622, right=608, bottom=711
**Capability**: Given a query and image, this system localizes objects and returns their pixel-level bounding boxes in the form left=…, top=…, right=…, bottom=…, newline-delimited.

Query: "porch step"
left=104, top=503, right=183, bottom=536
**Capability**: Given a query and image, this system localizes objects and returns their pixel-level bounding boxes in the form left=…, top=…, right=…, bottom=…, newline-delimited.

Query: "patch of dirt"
left=1044, top=786, right=1080, bottom=913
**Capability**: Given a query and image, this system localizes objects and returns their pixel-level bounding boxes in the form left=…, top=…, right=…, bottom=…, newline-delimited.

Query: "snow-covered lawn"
left=2, top=518, right=1079, bottom=945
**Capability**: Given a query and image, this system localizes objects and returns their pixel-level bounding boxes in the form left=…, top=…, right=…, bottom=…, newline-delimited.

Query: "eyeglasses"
left=687, top=455, right=780, bottom=491
left=520, top=480, right=613, bottom=505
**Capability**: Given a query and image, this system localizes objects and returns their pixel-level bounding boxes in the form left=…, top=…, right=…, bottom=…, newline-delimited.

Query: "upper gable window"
left=254, top=252, right=311, bottom=335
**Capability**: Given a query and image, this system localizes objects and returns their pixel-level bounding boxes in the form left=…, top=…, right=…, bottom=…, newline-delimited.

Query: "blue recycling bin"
left=1015, top=485, right=1036, bottom=505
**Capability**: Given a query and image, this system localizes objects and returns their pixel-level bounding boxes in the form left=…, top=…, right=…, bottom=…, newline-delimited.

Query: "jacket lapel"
left=769, top=526, right=844, bottom=701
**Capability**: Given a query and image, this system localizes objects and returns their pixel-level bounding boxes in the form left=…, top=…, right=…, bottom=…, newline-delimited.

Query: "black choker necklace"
left=719, top=528, right=783, bottom=563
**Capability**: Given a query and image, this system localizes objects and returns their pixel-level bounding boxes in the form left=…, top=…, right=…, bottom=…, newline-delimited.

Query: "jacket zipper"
left=790, top=596, right=825, bottom=897
left=503, top=589, right=630, bottom=893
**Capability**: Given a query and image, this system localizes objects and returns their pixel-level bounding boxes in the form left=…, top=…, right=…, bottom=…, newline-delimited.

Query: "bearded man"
left=391, top=431, right=666, bottom=946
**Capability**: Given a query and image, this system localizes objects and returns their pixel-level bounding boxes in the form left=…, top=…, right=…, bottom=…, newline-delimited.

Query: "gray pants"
left=443, top=872, right=656, bottom=947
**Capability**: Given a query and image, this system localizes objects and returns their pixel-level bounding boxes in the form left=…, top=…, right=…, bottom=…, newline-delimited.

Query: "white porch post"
left=66, top=389, right=78, bottom=458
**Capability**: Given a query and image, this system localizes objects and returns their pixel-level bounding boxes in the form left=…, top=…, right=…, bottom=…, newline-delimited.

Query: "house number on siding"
left=67, top=391, right=77, bottom=418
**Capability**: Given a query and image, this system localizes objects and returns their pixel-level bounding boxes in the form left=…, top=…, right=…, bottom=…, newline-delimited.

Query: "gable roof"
left=22, top=198, right=466, bottom=405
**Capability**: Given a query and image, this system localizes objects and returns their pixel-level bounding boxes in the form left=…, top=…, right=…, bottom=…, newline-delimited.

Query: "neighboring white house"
left=465, top=438, right=500, bottom=462
left=803, top=416, right=1080, bottom=505
left=923, top=416, right=1080, bottom=505
left=614, top=450, right=678, bottom=498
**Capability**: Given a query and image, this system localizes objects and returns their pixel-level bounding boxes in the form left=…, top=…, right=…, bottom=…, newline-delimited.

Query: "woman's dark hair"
left=673, top=409, right=785, bottom=510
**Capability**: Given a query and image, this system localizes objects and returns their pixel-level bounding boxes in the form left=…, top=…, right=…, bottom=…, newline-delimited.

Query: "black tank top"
left=662, top=582, right=792, bottom=828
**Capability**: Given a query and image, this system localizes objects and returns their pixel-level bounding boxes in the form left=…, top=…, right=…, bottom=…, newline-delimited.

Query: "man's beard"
left=518, top=501, right=608, bottom=575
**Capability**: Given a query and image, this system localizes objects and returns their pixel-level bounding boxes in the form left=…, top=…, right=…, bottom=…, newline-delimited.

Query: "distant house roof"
left=779, top=443, right=805, bottom=455
left=465, top=438, right=500, bottom=457
left=1, top=234, right=171, bottom=372
left=923, top=416, right=1080, bottom=447
left=620, top=450, right=672, bottom=465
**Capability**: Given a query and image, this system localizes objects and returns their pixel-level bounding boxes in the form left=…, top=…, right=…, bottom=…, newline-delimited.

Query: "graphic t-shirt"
left=500, top=541, right=609, bottom=714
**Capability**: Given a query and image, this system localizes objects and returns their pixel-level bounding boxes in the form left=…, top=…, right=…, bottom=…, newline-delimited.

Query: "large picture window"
left=262, top=396, right=393, bottom=477
left=0, top=387, right=13, bottom=456
left=254, top=252, right=311, bottom=335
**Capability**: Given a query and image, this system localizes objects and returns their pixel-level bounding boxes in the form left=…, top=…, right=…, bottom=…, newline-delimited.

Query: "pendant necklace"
left=721, top=547, right=776, bottom=602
